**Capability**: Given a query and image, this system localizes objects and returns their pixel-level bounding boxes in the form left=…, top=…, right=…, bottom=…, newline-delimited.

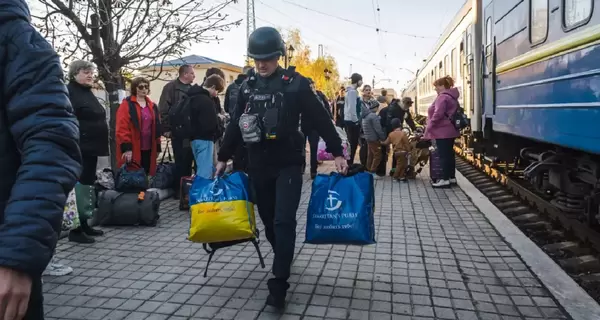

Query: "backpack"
left=450, top=106, right=469, bottom=130
left=226, top=83, right=241, bottom=116
left=441, top=92, right=468, bottom=130
left=168, top=92, right=192, bottom=140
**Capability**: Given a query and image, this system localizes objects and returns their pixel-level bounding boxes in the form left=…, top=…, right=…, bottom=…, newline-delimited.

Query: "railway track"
left=454, top=147, right=600, bottom=303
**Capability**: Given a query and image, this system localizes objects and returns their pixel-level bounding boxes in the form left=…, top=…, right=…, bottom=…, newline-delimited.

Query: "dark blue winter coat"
left=0, top=0, right=82, bottom=278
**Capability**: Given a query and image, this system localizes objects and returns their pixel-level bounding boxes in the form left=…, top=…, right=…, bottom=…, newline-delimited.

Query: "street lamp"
left=324, top=68, right=331, bottom=80
left=285, top=44, right=295, bottom=68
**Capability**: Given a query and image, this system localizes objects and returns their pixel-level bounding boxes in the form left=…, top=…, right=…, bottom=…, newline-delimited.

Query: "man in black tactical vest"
left=215, top=27, right=348, bottom=310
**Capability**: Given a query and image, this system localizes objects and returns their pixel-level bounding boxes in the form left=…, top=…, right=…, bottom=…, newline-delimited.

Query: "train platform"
left=42, top=161, right=596, bottom=320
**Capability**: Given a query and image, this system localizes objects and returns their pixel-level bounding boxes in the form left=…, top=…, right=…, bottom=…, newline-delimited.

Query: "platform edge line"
left=455, top=171, right=600, bottom=320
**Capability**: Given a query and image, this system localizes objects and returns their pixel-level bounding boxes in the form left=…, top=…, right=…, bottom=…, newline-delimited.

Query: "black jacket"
left=188, top=85, right=220, bottom=141
left=388, top=100, right=417, bottom=131
left=158, top=78, right=191, bottom=133
left=301, top=90, right=333, bottom=134
left=68, top=81, right=109, bottom=156
left=218, top=67, right=343, bottom=168
left=0, top=0, right=82, bottom=279
left=334, top=95, right=345, bottom=126
left=317, top=91, right=333, bottom=119
left=224, top=74, right=247, bottom=115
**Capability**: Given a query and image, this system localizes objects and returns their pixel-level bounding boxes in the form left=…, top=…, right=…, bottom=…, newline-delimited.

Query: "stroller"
left=402, top=126, right=431, bottom=179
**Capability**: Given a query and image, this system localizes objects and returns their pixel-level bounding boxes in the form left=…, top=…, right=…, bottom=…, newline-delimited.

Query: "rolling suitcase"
left=429, top=149, right=444, bottom=182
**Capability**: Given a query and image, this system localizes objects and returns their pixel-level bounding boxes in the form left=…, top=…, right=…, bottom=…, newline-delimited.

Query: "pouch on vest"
left=239, top=113, right=262, bottom=143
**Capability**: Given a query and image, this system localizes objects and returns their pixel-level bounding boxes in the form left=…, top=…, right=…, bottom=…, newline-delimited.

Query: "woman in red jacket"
left=116, top=77, right=162, bottom=176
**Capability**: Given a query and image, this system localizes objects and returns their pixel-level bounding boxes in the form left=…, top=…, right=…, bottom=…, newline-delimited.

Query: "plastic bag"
left=62, top=189, right=81, bottom=232
left=317, top=127, right=351, bottom=161
left=306, top=171, right=376, bottom=244
left=188, top=172, right=256, bottom=243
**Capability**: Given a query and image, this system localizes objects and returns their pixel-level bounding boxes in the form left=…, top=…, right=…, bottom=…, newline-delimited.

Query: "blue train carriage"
left=483, top=0, right=600, bottom=221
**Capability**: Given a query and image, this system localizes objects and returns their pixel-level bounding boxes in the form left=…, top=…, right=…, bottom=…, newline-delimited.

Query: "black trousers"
left=344, top=121, right=361, bottom=165
left=141, top=150, right=152, bottom=175
left=80, top=155, right=98, bottom=185
left=172, top=137, right=194, bottom=192
left=249, top=165, right=303, bottom=295
left=304, top=130, right=319, bottom=174
left=376, top=145, right=388, bottom=176
left=436, top=138, right=456, bottom=180
left=25, top=277, right=43, bottom=319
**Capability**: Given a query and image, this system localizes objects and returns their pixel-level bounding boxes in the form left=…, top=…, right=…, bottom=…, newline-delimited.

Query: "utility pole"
left=318, top=44, right=324, bottom=58
left=246, top=0, right=256, bottom=65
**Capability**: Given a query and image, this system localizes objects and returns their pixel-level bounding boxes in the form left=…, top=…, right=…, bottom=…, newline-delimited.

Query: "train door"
left=463, top=29, right=473, bottom=118
left=483, top=3, right=495, bottom=117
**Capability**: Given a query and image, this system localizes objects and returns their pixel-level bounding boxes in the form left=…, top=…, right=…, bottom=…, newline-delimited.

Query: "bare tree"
left=32, top=0, right=241, bottom=170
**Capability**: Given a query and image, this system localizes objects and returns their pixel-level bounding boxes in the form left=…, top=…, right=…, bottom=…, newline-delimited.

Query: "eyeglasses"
left=137, top=84, right=149, bottom=90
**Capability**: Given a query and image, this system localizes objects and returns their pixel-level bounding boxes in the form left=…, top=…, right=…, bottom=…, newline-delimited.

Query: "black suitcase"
left=96, top=190, right=160, bottom=226
left=179, top=176, right=194, bottom=211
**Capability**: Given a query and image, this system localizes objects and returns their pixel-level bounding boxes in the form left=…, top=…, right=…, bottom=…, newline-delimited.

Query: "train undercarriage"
left=459, top=131, right=600, bottom=228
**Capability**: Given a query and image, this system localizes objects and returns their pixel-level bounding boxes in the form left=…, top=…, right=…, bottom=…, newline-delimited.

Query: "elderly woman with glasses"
left=116, top=77, right=162, bottom=176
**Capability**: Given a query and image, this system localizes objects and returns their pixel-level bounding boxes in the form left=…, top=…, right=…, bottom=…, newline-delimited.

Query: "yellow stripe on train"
left=188, top=200, right=256, bottom=243
left=496, top=24, right=600, bottom=75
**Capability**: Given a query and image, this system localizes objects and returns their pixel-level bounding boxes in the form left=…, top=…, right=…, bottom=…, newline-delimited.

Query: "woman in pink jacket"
left=424, top=76, right=460, bottom=188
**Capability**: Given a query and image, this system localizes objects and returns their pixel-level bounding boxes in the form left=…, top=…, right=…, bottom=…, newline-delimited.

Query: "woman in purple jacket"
left=424, top=76, right=460, bottom=188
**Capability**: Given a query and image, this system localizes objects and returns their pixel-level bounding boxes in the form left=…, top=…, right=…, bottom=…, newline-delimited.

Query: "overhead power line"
left=281, top=0, right=437, bottom=39
left=230, top=2, right=415, bottom=83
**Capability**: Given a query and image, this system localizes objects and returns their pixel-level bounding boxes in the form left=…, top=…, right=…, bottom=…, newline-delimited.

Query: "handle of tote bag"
left=160, top=140, right=173, bottom=163
left=123, top=161, right=143, bottom=171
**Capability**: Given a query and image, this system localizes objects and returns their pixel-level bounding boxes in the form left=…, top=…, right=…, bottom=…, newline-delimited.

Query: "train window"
left=467, top=34, right=472, bottom=55
left=451, top=49, right=456, bottom=78
left=530, top=0, right=549, bottom=44
left=445, top=55, right=450, bottom=76
left=485, top=18, right=492, bottom=47
left=564, top=0, right=593, bottom=29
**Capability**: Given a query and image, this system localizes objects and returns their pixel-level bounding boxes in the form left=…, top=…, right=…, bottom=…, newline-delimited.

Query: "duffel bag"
left=96, top=190, right=160, bottom=226
left=150, top=141, right=176, bottom=189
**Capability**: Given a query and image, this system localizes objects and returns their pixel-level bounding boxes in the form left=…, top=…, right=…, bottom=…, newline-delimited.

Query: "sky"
left=27, top=0, right=467, bottom=93
left=191, top=0, right=467, bottom=93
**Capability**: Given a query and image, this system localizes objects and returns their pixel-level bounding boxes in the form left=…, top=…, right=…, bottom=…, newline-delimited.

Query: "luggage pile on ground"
left=92, top=147, right=176, bottom=227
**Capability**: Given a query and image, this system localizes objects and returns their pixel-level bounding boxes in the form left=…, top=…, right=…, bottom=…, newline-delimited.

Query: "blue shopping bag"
left=306, top=171, right=376, bottom=244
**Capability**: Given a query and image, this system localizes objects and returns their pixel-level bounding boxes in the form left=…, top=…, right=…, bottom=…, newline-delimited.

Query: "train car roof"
left=419, top=0, right=472, bottom=73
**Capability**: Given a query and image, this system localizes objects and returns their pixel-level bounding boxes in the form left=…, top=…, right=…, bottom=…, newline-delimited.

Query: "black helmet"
left=248, top=27, right=286, bottom=60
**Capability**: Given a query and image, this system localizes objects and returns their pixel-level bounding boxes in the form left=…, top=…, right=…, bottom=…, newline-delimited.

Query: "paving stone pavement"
left=44, top=161, right=572, bottom=320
